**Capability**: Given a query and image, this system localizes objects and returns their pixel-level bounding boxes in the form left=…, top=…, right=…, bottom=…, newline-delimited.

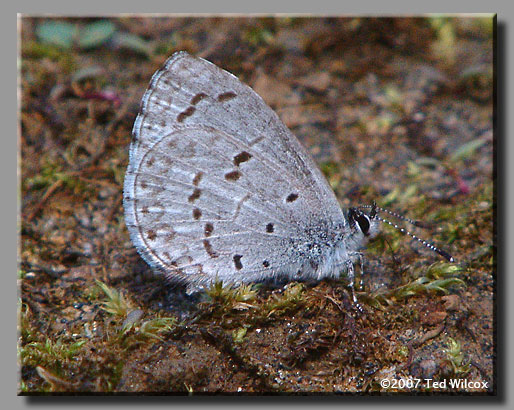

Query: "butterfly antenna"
left=358, top=203, right=428, bottom=228
left=373, top=213, right=454, bottom=263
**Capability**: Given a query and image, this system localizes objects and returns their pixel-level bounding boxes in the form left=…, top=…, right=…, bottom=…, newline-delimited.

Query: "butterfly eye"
left=355, top=213, right=370, bottom=236
left=348, top=208, right=370, bottom=235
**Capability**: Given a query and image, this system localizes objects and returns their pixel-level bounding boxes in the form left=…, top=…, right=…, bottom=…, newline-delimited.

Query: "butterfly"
left=124, top=51, right=452, bottom=302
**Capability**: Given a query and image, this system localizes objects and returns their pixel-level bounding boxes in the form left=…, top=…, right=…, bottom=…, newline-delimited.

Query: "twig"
left=413, top=324, right=445, bottom=347
left=106, top=193, right=123, bottom=222
left=25, top=179, right=64, bottom=223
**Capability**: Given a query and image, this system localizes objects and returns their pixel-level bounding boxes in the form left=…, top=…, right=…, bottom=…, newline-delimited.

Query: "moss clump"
left=204, top=280, right=258, bottom=313
left=442, top=337, right=471, bottom=378
left=364, top=262, right=465, bottom=307
left=96, top=280, right=132, bottom=317
left=19, top=337, right=87, bottom=392
left=262, top=283, right=306, bottom=317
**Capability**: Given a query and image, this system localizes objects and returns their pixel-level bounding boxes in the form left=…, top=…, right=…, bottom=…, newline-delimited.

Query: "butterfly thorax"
left=288, top=208, right=380, bottom=282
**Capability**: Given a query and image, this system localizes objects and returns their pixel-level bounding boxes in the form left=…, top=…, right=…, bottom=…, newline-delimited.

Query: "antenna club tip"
left=438, top=249, right=455, bottom=262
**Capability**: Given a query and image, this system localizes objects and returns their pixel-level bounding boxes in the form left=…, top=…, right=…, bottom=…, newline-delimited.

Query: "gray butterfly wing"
left=124, top=51, right=347, bottom=288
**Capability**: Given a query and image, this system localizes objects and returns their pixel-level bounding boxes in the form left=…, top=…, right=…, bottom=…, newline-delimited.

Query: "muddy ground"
left=19, top=16, right=494, bottom=394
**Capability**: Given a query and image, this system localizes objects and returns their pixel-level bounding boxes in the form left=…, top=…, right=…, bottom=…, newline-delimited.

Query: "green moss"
left=154, top=32, right=182, bottom=56
left=22, top=40, right=73, bottom=62
left=379, top=185, right=419, bottom=209
left=18, top=300, right=36, bottom=343
left=83, top=282, right=103, bottom=301
left=263, top=283, right=305, bottom=317
left=19, top=338, right=86, bottom=375
left=358, top=289, right=391, bottom=311
left=95, top=281, right=179, bottom=350
left=364, top=261, right=465, bottom=307
left=397, top=345, right=410, bottom=360
left=244, top=26, right=275, bottom=47
left=121, top=317, right=177, bottom=349
left=443, top=337, right=471, bottom=377
left=319, top=161, right=342, bottom=190
left=24, top=158, right=85, bottom=193
left=393, top=261, right=466, bottom=300
left=425, top=261, right=465, bottom=280
left=232, top=326, right=249, bottom=343
left=429, top=17, right=457, bottom=65
left=450, top=137, right=490, bottom=163
left=204, top=280, right=258, bottom=313
left=393, top=276, right=465, bottom=299
left=135, top=317, right=176, bottom=341
left=96, top=280, right=132, bottom=317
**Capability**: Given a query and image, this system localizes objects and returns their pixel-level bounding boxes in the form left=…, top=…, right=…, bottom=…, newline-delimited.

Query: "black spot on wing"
left=204, top=223, right=213, bottom=237
left=192, top=172, right=203, bottom=186
left=177, top=106, right=196, bottom=123
left=286, top=193, right=298, bottom=202
left=191, top=92, right=207, bottom=105
left=147, top=230, right=156, bottom=241
left=233, top=254, right=243, bottom=270
left=217, top=91, right=237, bottom=102
left=203, top=239, right=219, bottom=258
left=233, top=151, right=252, bottom=166
left=225, top=170, right=242, bottom=181
left=188, top=188, right=201, bottom=203
left=193, top=208, right=202, bottom=220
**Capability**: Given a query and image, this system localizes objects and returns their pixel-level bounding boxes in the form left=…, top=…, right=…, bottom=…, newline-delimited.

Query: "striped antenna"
left=361, top=202, right=454, bottom=262
left=358, top=203, right=428, bottom=228
left=373, top=214, right=454, bottom=262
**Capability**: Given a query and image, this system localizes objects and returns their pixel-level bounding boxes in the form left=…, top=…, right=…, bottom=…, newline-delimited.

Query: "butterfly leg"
left=344, top=258, right=363, bottom=312
left=355, top=251, right=365, bottom=291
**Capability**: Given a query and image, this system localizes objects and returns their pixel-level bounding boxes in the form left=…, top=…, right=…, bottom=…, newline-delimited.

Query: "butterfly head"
left=347, top=202, right=380, bottom=240
left=348, top=201, right=454, bottom=262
